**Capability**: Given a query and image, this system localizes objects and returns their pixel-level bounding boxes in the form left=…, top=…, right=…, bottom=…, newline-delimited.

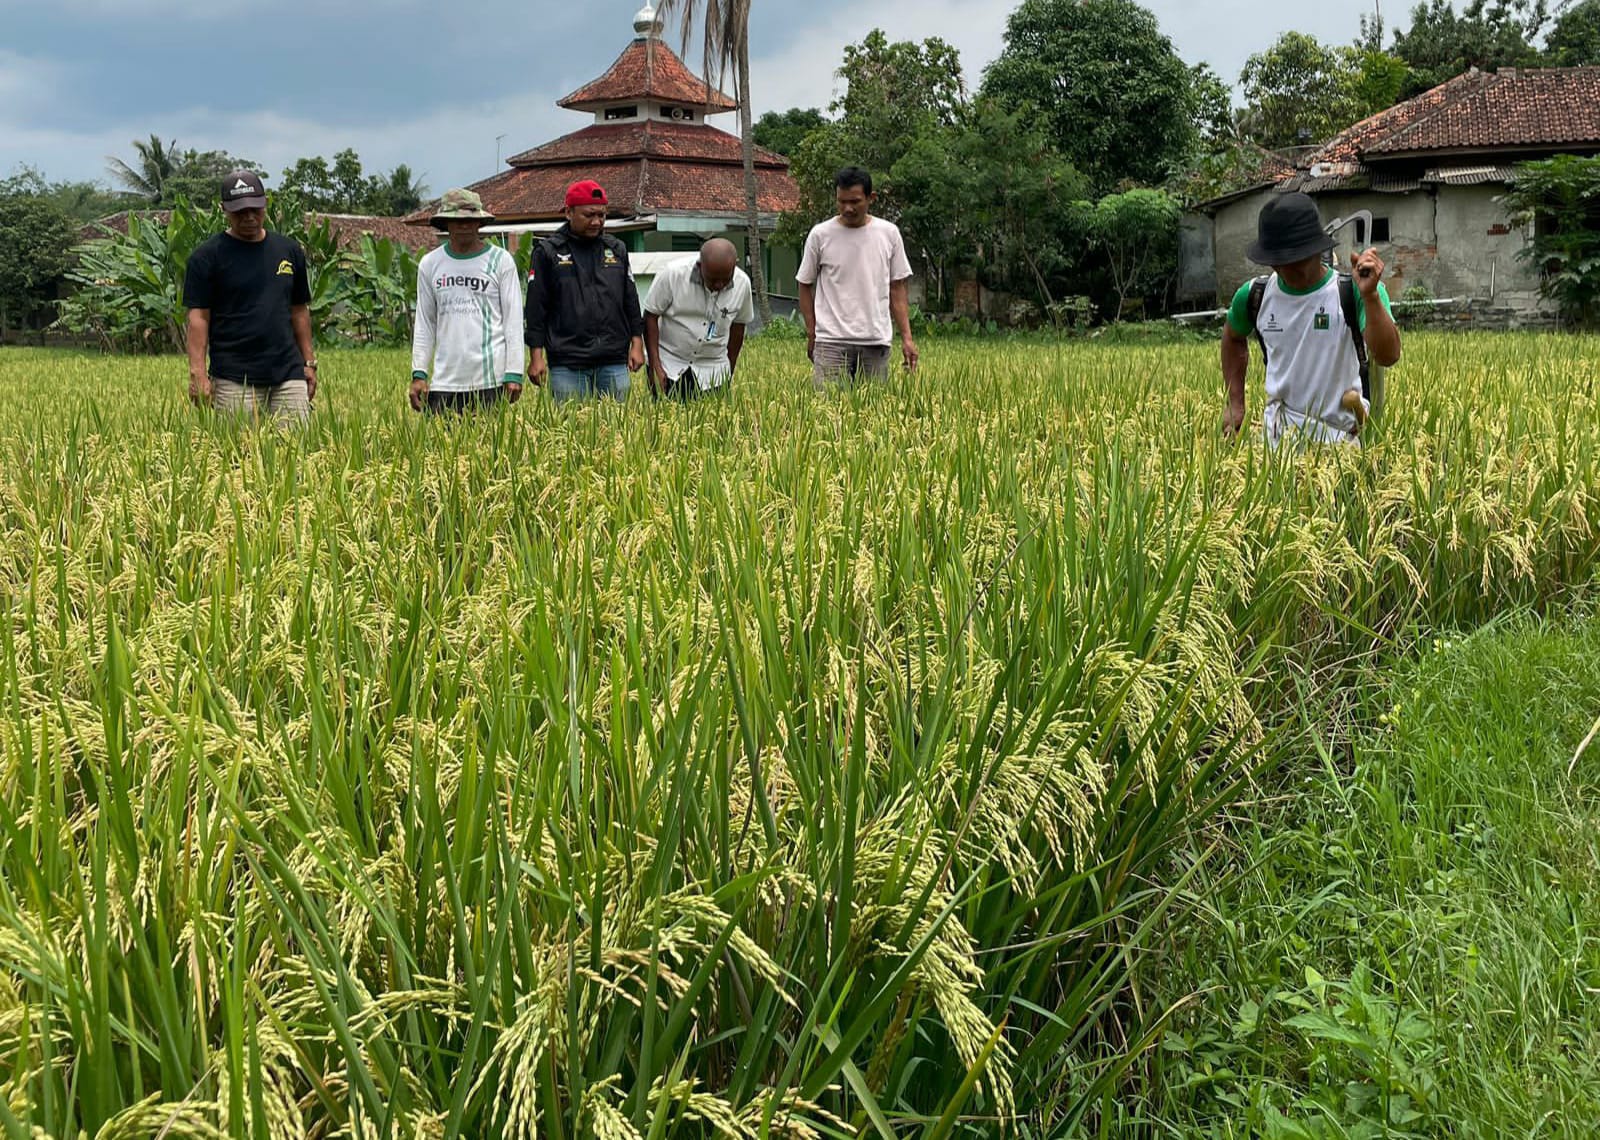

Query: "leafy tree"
left=777, top=31, right=971, bottom=243
left=372, top=165, right=428, bottom=216
left=1547, top=0, right=1600, bottom=64
left=280, top=154, right=428, bottom=215
left=1, top=167, right=135, bottom=224
left=1239, top=32, right=1408, bottom=149
left=752, top=108, right=828, bottom=156
left=1189, top=64, right=1238, bottom=148
left=280, top=155, right=337, bottom=208
left=1239, top=32, right=1351, bottom=148
left=106, top=136, right=257, bottom=207
left=1077, top=189, right=1181, bottom=319
left=1391, top=0, right=1549, bottom=97
left=891, top=100, right=1088, bottom=310
left=330, top=149, right=366, bottom=212
left=1502, top=155, right=1600, bottom=327
left=836, top=30, right=966, bottom=135
left=0, top=190, right=75, bottom=337
left=981, top=0, right=1197, bottom=192
left=1345, top=47, right=1410, bottom=121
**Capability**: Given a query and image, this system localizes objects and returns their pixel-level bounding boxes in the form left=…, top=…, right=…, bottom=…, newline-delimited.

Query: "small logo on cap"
left=232, top=179, right=253, bottom=195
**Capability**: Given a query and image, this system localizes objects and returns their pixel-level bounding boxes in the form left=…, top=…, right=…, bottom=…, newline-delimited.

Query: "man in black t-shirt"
left=183, top=171, right=318, bottom=424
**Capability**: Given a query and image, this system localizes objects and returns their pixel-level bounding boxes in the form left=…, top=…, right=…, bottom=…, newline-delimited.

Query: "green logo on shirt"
left=1314, top=309, right=1331, bottom=331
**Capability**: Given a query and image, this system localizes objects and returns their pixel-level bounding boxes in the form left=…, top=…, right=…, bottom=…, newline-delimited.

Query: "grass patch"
left=1151, top=615, right=1600, bottom=1138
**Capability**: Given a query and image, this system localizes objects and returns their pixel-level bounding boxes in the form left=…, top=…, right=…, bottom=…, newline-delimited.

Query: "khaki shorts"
left=812, top=341, right=891, bottom=388
left=213, top=377, right=311, bottom=425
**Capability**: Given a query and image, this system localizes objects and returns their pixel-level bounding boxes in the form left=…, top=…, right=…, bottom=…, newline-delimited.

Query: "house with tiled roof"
left=407, top=3, right=802, bottom=297
left=84, top=210, right=441, bottom=254
left=1190, top=67, right=1600, bottom=317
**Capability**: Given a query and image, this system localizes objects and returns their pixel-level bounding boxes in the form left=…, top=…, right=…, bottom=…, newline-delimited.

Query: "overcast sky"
left=2, top=0, right=1401, bottom=195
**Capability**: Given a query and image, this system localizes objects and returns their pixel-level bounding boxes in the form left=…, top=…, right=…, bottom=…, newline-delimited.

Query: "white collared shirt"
left=643, top=260, right=755, bottom=388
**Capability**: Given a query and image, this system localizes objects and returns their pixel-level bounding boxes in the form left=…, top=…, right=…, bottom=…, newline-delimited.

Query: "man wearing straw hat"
left=1222, top=191, right=1401, bottom=447
left=410, top=189, right=525, bottom=413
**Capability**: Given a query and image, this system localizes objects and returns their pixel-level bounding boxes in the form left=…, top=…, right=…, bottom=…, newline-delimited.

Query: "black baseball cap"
left=220, top=170, right=268, bottom=213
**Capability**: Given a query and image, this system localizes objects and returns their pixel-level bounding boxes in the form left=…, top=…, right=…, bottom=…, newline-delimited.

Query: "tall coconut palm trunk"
left=737, top=34, right=772, bottom=324
left=660, top=0, right=772, bottom=322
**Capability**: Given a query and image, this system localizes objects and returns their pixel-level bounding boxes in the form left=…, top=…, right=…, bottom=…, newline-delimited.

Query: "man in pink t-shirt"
left=796, top=166, right=919, bottom=387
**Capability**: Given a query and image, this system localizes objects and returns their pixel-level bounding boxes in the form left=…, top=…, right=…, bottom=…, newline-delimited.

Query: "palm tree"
left=657, top=0, right=773, bottom=323
left=106, top=136, right=180, bottom=205
left=382, top=165, right=430, bottom=216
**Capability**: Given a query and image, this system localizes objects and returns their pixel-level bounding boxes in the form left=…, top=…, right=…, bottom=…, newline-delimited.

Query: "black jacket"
left=524, top=224, right=644, bottom=368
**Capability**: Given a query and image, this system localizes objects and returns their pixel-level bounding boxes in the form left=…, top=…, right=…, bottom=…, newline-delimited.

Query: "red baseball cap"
left=565, top=180, right=609, bottom=208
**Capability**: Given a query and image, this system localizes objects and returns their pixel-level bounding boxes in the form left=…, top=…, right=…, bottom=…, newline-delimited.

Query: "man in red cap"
left=524, top=179, right=645, bottom=401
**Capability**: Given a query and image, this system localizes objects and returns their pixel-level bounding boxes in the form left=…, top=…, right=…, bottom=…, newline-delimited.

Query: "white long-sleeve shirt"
left=411, top=243, right=525, bottom=392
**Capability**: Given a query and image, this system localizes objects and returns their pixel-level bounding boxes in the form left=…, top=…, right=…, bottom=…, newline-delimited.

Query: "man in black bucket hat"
left=1222, top=191, right=1402, bottom=447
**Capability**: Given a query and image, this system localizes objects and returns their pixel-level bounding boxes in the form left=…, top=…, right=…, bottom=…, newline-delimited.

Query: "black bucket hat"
left=1248, top=191, right=1334, bottom=266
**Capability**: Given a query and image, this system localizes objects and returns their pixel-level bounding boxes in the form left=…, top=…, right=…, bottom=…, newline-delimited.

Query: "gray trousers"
left=812, top=341, right=891, bottom=388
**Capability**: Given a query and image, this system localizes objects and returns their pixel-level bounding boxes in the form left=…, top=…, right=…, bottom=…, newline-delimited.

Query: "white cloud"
left=0, top=87, right=575, bottom=194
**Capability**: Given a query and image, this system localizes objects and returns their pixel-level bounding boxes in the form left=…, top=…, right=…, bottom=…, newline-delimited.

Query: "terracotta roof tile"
left=411, top=160, right=799, bottom=224
left=1367, top=67, right=1600, bottom=155
left=1307, top=70, right=1494, bottom=165
left=316, top=214, right=440, bottom=252
left=1305, top=67, right=1600, bottom=168
left=509, top=120, right=788, bottom=169
left=83, top=210, right=438, bottom=253
left=559, top=37, right=736, bottom=112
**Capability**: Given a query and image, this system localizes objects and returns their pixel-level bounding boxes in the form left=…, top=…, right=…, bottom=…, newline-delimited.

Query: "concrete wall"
left=1212, top=193, right=1267, bottom=304
left=1178, top=212, right=1216, bottom=306
left=1308, top=190, right=1439, bottom=296
left=1205, top=184, right=1550, bottom=317
left=1432, top=185, right=1541, bottom=310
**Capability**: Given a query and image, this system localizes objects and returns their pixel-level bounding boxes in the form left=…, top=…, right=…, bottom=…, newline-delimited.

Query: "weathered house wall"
left=1205, top=184, right=1548, bottom=316
left=1431, top=185, right=1542, bottom=310
left=1178, top=212, right=1217, bottom=306
left=1212, top=193, right=1267, bottom=301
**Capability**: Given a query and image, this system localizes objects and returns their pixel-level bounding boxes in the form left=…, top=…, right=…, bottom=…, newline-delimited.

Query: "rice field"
left=0, top=333, right=1597, bottom=1138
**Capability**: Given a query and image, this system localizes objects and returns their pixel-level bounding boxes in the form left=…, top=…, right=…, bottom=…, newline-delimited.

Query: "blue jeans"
left=550, top=363, right=631, bottom=403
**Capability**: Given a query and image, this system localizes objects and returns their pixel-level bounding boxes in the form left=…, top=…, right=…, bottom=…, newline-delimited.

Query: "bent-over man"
left=643, top=237, right=754, bottom=399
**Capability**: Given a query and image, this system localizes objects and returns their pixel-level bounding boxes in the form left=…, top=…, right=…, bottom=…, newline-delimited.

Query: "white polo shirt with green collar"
left=1228, top=269, right=1392, bottom=445
left=412, top=242, right=525, bottom=393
